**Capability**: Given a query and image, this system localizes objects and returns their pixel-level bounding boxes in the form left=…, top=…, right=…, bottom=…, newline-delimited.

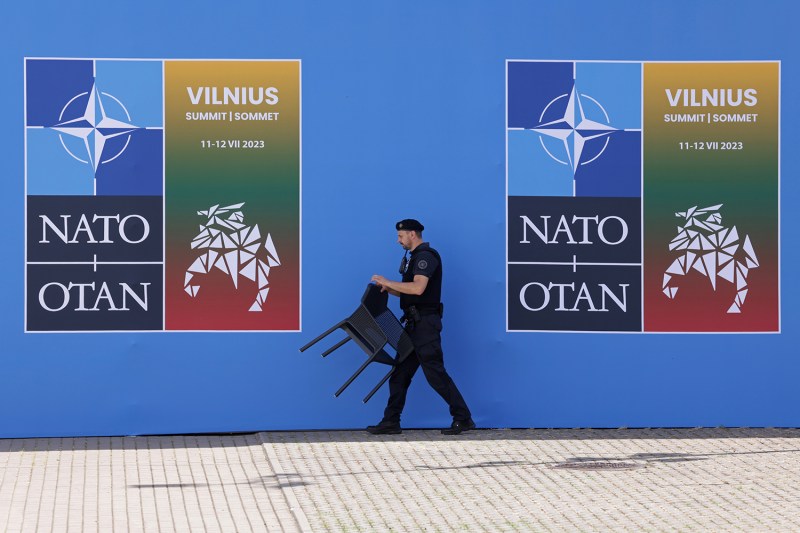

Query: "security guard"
left=368, top=219, right=474, bottom=435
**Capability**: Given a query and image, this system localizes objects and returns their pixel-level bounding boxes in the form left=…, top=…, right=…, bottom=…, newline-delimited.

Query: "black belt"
left=403, top=304, right=442, bottom=323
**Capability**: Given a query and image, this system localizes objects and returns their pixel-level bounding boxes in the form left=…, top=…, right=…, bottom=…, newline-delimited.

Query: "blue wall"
left=1, top=1, right=797, bottom=437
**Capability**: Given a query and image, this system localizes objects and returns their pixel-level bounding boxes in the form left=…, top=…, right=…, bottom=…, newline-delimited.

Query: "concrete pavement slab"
left=1, top=429, right=799, bottom=531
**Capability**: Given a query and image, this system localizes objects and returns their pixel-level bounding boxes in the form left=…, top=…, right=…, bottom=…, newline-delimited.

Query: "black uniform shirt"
left=411, top=250, right=438, bottom=279
left=400, top=243, right=442, bottom=310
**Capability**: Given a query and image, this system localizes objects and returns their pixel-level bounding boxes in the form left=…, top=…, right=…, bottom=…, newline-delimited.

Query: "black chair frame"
left=299, top=284, right=414, bottom=403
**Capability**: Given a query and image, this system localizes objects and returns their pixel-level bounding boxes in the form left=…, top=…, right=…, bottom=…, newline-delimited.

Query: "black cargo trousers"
left=381, top=312, right=471, bottom=424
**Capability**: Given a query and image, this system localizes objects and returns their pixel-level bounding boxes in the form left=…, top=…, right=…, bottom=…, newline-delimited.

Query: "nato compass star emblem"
left=533, top=85, right=617, bottom=174
left=50, top=83, right=139, bottom=174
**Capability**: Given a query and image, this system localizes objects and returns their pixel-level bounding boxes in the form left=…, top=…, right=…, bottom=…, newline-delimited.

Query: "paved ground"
left=2, top=428, right=800, bottom=532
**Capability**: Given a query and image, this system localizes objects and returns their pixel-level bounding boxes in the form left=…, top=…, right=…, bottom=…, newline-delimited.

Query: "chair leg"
left=334, top=353, right=378, bottom=397
left=321, top=336, right=351, bottom=358
left=362, top=367, right=395, bottom=404
left=299, top=321, right=345, bottom=352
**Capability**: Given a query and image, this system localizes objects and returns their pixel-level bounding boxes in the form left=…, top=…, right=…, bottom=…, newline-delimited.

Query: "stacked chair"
left=300, top=284, right=415, bottom=402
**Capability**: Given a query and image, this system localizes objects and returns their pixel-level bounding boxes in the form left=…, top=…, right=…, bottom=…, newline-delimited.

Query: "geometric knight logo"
left=184, top=202, right=281, bottom=312
left=662, top=204, right=759, bottom=314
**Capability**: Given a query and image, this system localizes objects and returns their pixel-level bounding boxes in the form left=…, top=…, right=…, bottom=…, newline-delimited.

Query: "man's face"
left=397, top=230, right=414, bottom=250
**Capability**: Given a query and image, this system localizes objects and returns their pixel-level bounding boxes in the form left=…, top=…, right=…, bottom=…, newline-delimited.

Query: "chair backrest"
left=360, top=283, right=389, bottom=315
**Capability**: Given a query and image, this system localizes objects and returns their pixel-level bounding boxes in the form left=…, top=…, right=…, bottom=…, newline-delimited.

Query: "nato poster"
left=507, top=61, right=779, bottom=333
left=25, top=59, right=301, bottom=332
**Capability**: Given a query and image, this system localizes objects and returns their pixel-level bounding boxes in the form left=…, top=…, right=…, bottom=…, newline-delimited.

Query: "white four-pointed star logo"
left=533, top=86, right=617, bottom=174
left=51, top=83, right=138, bottom=172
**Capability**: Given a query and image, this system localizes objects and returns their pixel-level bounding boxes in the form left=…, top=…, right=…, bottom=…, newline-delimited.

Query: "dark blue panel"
left=508, top=61, right=574, bottom=129
left=26, top=59, right=94, bottom=127
left=27, top=263, right=163, bottom=331
left=27, top=196, right=163, bottom=263
left=96, top=130, right=163, bottom=196
left=575, top=131, right=641, bottom=198
left=508, top=196, right=641, bottom=264
left=509, top=263, right=642, bottom=331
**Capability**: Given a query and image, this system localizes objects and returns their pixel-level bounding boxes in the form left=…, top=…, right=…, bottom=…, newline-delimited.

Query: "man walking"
left=369, top=219, right=474, bottom=435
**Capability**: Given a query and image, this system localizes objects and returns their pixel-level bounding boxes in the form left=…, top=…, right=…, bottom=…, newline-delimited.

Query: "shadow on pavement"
left=2, top=427, right=800, bottom=454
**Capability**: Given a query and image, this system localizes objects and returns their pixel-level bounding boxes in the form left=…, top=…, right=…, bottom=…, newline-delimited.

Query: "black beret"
left=396, top=219, right=424, bottom=232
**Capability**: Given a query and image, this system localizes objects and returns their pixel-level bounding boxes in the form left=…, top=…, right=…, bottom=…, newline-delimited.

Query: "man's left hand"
left=371, top=274, right=389, bottom=291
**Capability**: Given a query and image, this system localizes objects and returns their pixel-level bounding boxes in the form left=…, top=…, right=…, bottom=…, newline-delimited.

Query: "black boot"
left=441, top=418, right=475, bottom=435
left=366, top=421, right=402, bottom=435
